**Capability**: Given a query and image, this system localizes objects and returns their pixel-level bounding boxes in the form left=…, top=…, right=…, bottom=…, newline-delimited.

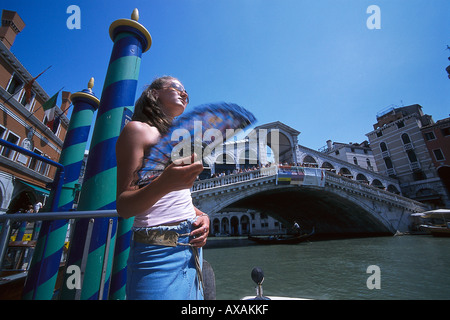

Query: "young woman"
left=116, top=76, right=209, bottom=300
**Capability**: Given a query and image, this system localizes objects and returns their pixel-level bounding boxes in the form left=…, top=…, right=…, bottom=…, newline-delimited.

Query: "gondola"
left=248, top=228, right=315, bottom=245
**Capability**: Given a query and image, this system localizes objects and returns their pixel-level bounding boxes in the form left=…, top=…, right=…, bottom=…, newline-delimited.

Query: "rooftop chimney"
left=326, top=140, right=333, bottom=150
left=61, top=91, right=72, bottom=115
left=0, top=10, right=25, bottom=50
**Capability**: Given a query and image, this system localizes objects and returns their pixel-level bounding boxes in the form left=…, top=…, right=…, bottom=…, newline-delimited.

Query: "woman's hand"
left=158, top=154, right=203, bottom=192
left=190, top=210, right=210, bottom=248
left=116, top=121, right=204, bottom=218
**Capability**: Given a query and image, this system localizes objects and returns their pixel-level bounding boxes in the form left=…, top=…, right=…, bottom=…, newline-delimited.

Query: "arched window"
left=384, top=157, right=393, bottom=169
left=302, top=155, right=318, bottom=167
left=353, top=157, right=358, bottom=165
left=401, top=133, right=411, bottom=144
left=380, top=142, right=387, bottom=152
left=407, top=150, right=418, bottom=163
left=371, top=179, right=384, bottom=189
left=339, top=167, right=353, bottom=179
left=356, top=174, right=368, bottom=183
left=387, top=185, right=400, bottom=194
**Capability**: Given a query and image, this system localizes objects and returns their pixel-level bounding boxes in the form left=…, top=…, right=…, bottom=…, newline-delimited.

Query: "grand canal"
left=203, top=235, right=450, bottom=300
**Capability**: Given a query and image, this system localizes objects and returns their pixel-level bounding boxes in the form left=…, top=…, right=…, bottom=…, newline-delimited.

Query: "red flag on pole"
left=24, top=66, right=51, bottom=104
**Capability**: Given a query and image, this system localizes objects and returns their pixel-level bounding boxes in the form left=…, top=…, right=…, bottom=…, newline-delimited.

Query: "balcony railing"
left=409, top=161, right=421, bottom=171
left=403, top=142, right=414, bottom=151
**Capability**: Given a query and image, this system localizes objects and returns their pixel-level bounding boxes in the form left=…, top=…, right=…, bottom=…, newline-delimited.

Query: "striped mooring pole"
left=60, top=9, right=151, bottom=300
left=22, top=80, right=99, bottom=300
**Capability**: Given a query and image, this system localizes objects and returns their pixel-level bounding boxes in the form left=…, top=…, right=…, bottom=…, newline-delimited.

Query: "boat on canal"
left=422, top=225, right=450, bottom=237
left=247, top=228, right=315, bottom=245
left=411, top=209, right=450, bottom=237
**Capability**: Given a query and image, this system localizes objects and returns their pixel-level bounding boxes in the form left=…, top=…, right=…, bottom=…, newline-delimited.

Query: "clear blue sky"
left=6, top=0, right=450, bottom=150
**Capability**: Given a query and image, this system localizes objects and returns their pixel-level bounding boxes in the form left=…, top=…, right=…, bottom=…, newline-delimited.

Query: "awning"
left=16, top=180, right=51, bottom=197
left=411, top=209, right=450, bottom=219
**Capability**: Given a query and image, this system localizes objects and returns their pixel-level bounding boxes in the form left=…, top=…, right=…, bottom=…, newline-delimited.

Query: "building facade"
left=366, top=104, right=449, bottom=208
left=0, top=10, right=69, bottom=213
left=320, top=140, right=378, bottom=172
left=210, top=209, right=287, bottom=236
left=420, top=117, right=450, bottom=198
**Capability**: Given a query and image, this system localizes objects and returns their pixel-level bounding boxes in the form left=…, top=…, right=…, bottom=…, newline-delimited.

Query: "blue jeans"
left=126, top=219, right=204, bottom=300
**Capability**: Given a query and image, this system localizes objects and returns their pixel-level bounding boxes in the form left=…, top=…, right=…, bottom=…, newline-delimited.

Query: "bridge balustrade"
left=192, top=165, right=426, bottom=212
left=192, top=166, right=278, bottom=192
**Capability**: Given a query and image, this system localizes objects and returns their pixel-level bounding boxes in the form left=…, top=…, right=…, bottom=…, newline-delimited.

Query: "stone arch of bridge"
left=205, top=186, right=393, bottom=236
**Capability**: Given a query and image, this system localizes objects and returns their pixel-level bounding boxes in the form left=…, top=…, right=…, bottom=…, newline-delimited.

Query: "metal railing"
left=0, top=138, right=65, bottom=212
left=0, top=209, right=119, bottom=271
left=0, top=138, right=67, bottom=271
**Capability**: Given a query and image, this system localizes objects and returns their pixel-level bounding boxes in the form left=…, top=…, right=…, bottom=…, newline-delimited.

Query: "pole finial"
left=88, top=77, right=94, bottom=90
left=131, top=8, right=139, bottom=21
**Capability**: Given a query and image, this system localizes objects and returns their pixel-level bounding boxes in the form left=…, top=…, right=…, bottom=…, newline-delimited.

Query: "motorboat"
left=411, top=209, right=450, bottom=237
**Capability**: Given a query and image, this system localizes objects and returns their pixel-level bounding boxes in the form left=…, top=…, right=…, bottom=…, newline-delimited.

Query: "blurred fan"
left=137, top=102, right=256, bottom=185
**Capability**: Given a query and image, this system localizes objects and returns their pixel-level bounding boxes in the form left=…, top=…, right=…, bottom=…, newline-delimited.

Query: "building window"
left=424, top=131, right=436, bottom=141
left=28, top=148, right=42, bottom=171
left=353, top=157, right=358, bottom=165
left=401, top=133, right=411, bottom=144
left=413, top=170, right=426, bottom=181
left=433, top=149, right=445, bottom=161
left=376, top=131, right=383, bottom=137
left=0, top=131, right=20, bottom=159
left=380, top=142, right=387, bottom=152
left=384, top=157, right=393, bottom=169
left=407, top=150, right=418, bottom=163
left=397, top=121, right=405, bottom=129
left=442, top=127, right=450, bottom=137
left=6, top=74, right=24, bottom=98
left=38, top=156, right=50, bottom=176
left=0, top=125, right=6, bottom=139
left=20, top=92, right=36, bottom=111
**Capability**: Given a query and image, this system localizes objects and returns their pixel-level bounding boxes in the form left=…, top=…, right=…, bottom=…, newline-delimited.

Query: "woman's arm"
left=115, top=121, right=203, bottom=219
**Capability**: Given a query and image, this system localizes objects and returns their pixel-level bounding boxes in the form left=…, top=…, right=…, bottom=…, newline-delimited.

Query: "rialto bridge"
left=192, top=122, right=428, bottom=236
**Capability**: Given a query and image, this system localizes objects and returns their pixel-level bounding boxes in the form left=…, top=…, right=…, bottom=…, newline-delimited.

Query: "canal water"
left=203, top=235, right=450, bottom=300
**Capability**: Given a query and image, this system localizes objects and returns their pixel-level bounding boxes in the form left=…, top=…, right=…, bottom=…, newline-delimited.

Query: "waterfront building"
left=0, top=10, right=69, bottom=213
left=210, top=209, right=286, bottom=236
left=420, top=117, right=450, bottom=196
left=366, top=104, right=449, bottom=208
left=319, top=140, right=378, bottom=172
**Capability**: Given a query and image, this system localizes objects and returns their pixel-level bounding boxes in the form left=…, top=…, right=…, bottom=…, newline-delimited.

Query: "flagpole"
left=2, top=65, right=52, bottom=107
left=25, top=86, right=64, bottom=120
left=24, top=65, right=52, bottom=103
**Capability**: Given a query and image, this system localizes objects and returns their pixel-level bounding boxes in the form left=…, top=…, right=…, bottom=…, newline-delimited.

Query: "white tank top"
left=133, top=189, right=196, bottom=227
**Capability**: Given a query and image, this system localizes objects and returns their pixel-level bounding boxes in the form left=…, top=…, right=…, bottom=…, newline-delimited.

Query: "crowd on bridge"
left=199, top=161, right=390, bottom=192
left=208, top=164, right=272, bottom=179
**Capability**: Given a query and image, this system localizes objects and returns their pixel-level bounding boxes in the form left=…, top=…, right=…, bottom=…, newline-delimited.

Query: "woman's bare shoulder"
left=119, top=121, right=160, bottom=146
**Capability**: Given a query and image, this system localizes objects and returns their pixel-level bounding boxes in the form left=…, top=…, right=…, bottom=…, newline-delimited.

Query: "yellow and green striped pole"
left=63, top=9, right=151, bottom=300
left=22, top=80, right=99, bottom=300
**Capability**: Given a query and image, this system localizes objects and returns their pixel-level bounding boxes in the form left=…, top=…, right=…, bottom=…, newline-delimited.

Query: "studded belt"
left=131, top=228, right=204, bottom=291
